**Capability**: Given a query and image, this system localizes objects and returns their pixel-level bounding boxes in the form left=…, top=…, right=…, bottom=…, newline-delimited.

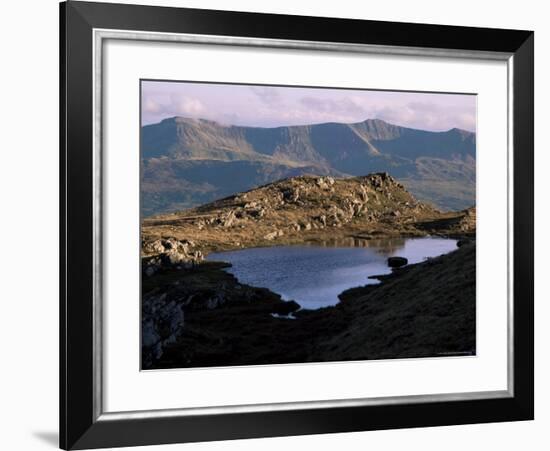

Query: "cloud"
left=171, top=95, right=206, bottom=116
left=142, top=97, right=163, bottom=114
left=142, top=93, right=206, bottom=122
left=370, top=101, right=476, bottom=132
left=250, top=86, right=283, bottom=106
left=300, top=96, right=367, bottom=117
left=141, top=81, right=476, bottom=132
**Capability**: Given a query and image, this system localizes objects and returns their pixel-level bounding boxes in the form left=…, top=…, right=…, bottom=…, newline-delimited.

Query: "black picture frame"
left=60, top=1, right=534, bottom=449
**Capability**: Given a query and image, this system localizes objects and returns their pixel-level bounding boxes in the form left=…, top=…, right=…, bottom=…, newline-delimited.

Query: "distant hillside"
left=141, top=117, right=476, bottom=216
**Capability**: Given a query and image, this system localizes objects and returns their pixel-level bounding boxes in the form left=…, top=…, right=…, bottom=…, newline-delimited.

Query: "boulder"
left=142, top=237, right=204, bottom=272
left=150, top=240, right=166, bottom=253
left=387, top=256, right=408, bottom=268
left=264, top=231, right=278, bottom=240
left=315, top=177, right=330, bottom=190
left=217, top=210, right=237, bottom=227
left=358, top=185, right=369, bottom=202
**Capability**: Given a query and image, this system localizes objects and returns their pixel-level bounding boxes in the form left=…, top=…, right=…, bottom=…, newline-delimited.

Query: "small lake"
left=207, top=237, right=457, bottom=310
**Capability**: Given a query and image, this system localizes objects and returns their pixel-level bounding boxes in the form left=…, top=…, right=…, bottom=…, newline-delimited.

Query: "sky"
left=141, top=80, right=476, bottom=132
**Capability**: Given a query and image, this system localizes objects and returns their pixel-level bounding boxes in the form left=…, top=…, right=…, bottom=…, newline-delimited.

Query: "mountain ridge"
left=150, top=116, right=474, bottom=135
left=141, top=116, right=476, bottom=216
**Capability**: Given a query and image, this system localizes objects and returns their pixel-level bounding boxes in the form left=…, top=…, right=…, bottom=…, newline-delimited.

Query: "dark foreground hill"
left=141, top=117, right=476, bottom=215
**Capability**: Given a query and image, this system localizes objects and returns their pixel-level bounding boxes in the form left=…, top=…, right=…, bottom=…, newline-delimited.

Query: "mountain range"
left=141, top=117, right=476, bottom=216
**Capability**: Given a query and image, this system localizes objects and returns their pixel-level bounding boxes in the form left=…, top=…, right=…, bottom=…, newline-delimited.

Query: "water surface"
left=207, top=237, right=457, bottom=309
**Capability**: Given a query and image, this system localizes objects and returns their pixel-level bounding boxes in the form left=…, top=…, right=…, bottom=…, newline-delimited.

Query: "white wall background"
left=0, top=0, right=545, bottom=450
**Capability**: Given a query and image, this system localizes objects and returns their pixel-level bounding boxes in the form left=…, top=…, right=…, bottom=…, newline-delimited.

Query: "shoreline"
left=142, top=223, right=474, bottom=277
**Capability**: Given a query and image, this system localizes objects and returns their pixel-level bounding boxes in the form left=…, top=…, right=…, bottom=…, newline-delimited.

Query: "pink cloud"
left=141, top=81, right=476, bottom=132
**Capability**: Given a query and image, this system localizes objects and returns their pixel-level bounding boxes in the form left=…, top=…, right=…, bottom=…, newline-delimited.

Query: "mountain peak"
left=361, top=118, right=391, bottom=125
left=168, top=116, right=229, bottom=127
left=350, top=117, right=404, bottom=141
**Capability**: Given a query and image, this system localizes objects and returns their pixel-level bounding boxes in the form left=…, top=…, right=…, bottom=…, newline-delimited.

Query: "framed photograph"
left=60, top=1, right=534, bottom=449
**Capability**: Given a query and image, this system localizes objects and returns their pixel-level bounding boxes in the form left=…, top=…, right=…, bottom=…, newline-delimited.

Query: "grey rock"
left=264, top=231, right=278, bottom=240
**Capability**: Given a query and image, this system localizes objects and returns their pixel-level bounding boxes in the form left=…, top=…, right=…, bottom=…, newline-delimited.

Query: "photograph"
left=140, top=81, right=477, bottom=370
left=54, top=1, right=535, bottom=449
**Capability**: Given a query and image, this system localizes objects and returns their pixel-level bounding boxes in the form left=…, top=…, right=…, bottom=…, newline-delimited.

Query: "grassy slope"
left=309, top=242, right=476, bottom=361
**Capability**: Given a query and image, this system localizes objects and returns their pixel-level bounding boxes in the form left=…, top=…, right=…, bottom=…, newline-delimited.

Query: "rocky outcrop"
left=457, top=207, right=476, bottom=231
left=140, top=260, right=308, bottom=369
left=142, top=293, right=185, bottom=368
left=414, top=205, right=476, bottom=237
left=142, top=238, right=204, bottom=277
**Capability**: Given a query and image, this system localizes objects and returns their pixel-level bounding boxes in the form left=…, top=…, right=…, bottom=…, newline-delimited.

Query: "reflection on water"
left=207, top=237, right=457, bottom=309
left=302, top=236, right=409, bottom=255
